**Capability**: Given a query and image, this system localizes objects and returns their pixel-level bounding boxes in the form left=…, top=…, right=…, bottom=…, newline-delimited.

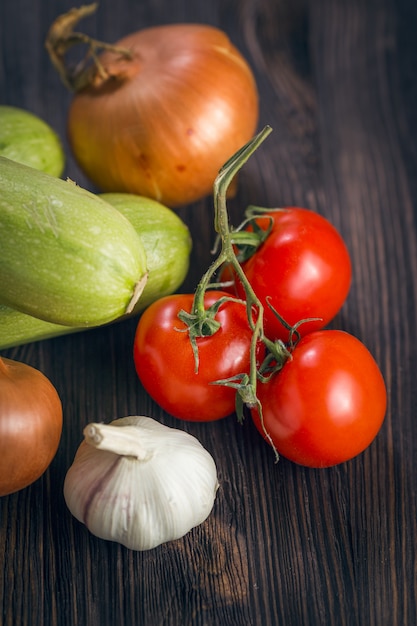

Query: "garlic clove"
left=63, top=416, right=219, bottom=550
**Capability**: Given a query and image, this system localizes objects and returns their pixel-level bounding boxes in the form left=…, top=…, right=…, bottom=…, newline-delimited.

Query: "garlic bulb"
left=63, top=416, right=219, bottom=550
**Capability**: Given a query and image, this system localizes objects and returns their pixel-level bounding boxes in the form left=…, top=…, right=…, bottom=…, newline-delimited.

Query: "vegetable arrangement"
left=46, top=3, right=259, bottom=207
left=0, top=5, right=387, bottom=552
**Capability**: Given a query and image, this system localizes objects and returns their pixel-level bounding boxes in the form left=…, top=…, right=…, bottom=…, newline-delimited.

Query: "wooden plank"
left=1, top=0, right=416, bottom=624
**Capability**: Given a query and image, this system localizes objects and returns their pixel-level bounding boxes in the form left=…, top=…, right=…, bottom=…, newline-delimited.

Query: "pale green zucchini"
left=0, top=193, right=192, bottom=350
left=0, top=157, right=148, bottom=327
left=0, top=106, right=65, bottom=177
left=99, top=193, right=191, bottom=312
left=0, top=305, right=72, bottom=349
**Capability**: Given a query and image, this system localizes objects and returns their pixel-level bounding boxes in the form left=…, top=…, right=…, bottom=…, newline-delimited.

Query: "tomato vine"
left=177, top=126, right=294, bottom=454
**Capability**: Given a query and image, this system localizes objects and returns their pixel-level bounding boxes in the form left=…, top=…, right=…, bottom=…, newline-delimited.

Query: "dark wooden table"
left=1, top=0, right=417, bottom=624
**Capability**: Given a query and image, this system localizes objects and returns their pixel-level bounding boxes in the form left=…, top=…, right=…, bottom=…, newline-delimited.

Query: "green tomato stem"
left=193, top=125, right=273, bottom=314
left=180, top=125, right=290, bottom=460
left=181, top=126, right=303, bottom=460
left=190, top=126, right=279, bottom=413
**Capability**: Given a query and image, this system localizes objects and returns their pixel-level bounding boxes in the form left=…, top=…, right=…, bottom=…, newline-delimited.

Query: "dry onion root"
left=46, top=4, right=259, bottom=207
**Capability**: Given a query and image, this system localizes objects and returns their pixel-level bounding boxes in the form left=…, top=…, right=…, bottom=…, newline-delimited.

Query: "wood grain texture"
left=1, top=0, right=417, bottom=624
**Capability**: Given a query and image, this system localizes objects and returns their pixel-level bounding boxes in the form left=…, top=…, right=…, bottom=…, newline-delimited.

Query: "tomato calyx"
left=256, top=311, right=325, bottom=381
left=230, top=206, right=290, bottom=263
left=177, top=294, right=246, bottom=372
left=257, top=341, right=292, bottom=381
left=210, top=371, right=258, bottom=416
left=211, top=209, right=273, bottom=264
left=213, top=206, right=289, bottom=265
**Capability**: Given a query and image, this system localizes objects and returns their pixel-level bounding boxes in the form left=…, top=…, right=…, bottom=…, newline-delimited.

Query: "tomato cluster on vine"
left=133, top=129, right=387, bottom=469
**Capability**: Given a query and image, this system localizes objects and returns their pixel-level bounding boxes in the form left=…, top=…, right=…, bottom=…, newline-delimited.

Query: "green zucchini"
left=0, top=157, right=148, bottom=327
left=0, top=305, right=72, bottom=349
left=0, top=193, right=192, bottom=350
left=99, top=193, right=191, bottom=312
left=0, top=105, right=65, bottom=177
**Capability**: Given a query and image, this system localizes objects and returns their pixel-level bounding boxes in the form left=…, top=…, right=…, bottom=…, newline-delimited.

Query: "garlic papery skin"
left=63, top=416, right=219, bottom=550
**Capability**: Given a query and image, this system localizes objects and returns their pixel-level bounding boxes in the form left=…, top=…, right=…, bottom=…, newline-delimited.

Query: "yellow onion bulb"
left=0, top=357, right=63, bottom=497
left=67, top=24, right=259, bottom=207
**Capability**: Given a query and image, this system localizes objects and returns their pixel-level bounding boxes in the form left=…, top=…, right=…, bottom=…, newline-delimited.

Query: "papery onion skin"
left=67, top=24, right=259, bottom=207
left=0, top=357, right=63, bottom=497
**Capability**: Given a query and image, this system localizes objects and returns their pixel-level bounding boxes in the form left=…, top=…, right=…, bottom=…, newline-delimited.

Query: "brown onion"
left=0, top=357, right=63, bottom=496
left=47, top=8, right=259, bottom=207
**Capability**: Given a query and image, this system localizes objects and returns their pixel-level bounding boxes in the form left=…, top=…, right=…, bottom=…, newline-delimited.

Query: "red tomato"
left=133, top=291, right=264, bottom=421
left=233, top=208, right=352, bottom=341
left=251, top=330, right=387, bottom=467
